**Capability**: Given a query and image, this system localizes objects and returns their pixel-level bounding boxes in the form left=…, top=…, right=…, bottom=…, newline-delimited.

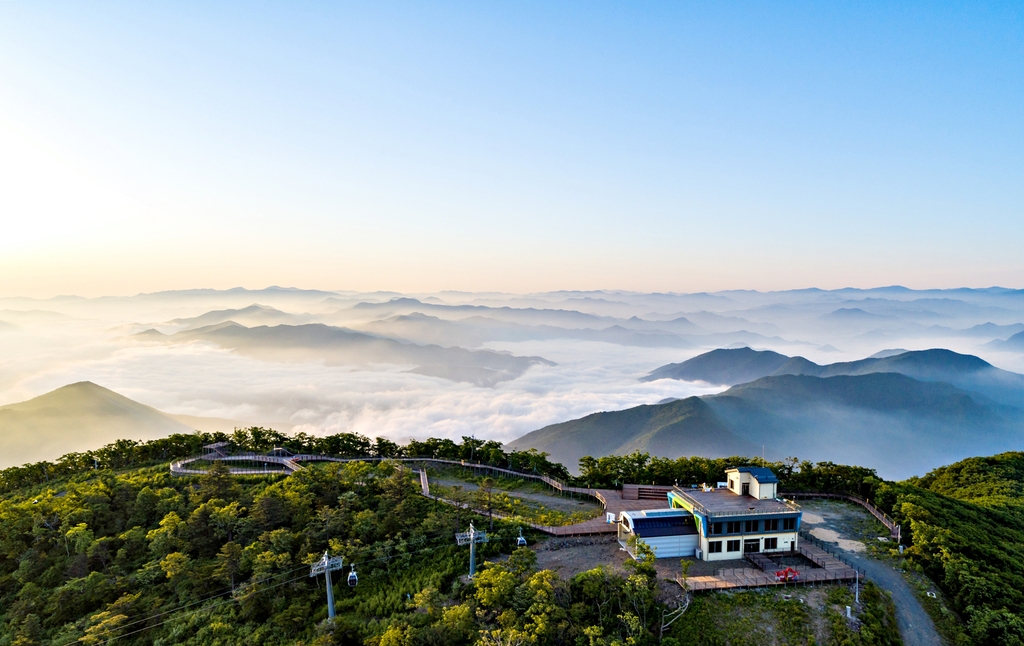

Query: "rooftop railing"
left=670, top=486, right=801, bottom=518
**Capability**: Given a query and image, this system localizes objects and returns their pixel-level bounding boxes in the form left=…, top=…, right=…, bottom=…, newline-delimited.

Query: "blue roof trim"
left=732, top=466, right=779, bottom=483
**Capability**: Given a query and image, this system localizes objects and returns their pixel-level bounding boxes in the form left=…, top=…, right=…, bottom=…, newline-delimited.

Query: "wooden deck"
left=683, top=543, right=860, bottom=591
left=174, top=449, right=673, bottom=537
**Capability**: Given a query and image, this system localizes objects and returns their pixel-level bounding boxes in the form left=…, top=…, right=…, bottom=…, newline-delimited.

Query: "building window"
left=744, top=520, right=758, bottom=533
left=783, top=518, right=796, bottom=531
left=711, top=522, right=723, bottom=535
left=764, top=537, right=778, bottom=550
left=708, top=541, right=722, bottom=553
left=727, top=540, right=740, bottom=552
left=726, top=521, right=741, bottom=534
left=765, top=519, right=779, bottom=532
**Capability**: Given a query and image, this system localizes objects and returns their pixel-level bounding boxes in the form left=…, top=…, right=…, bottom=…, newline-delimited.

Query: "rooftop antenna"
left=309, top=551, right=346, bottom=620
left=455, top=522, right=488, bottom=578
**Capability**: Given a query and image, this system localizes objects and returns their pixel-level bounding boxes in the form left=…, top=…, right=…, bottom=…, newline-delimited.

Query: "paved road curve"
left=842, top=550, right=944, bottom=646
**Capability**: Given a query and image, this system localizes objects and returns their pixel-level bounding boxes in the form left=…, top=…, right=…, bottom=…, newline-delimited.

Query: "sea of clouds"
left=3, top=288, right=1023, bottom=448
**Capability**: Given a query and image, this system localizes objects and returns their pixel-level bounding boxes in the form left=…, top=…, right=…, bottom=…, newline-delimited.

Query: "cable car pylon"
left=455, top=522, right=488, bottom=578
left=309, top=551, right=346, bottom=620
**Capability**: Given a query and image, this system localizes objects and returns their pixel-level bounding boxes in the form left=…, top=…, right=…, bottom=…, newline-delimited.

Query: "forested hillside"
left=0, top=428, right=1019, bottom=644
left=0, top=446, right=630, bottom=645
left=0, top=430, right=902, bottom=645
left=877, top=452, right=1024, bottom=645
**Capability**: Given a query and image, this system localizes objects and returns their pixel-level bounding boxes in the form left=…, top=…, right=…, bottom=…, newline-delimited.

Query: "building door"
left=742, top=483, right=749, bottom=496
left=744, top=539, right=760, bottom=554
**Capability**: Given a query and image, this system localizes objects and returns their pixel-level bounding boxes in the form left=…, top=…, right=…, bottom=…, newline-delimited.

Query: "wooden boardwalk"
left=174, top=447, right=673, bottom=537
left=684, top=543, right=860, bottom=591
left=415, top=468, right=667, bottom=536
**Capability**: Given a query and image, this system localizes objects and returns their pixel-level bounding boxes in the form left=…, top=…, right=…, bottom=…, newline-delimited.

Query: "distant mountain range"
left=988, top=330, right=1024, bottom=352
left=0, top=382, right=238, bottom=468
left=643, top=347, right=1024, bottom=407
left=166, top=304, right=313, bottom=330
left=510, top=347, right=1024, bottom=479
left=136, top=321, right=554, bottom=386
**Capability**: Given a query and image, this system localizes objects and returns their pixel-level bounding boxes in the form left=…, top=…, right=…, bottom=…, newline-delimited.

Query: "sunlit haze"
left=1, top=2, right=1022, bottom=297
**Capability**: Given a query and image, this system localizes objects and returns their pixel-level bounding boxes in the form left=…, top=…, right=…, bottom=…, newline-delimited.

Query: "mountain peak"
left=0, top=382, right=194, bottom=467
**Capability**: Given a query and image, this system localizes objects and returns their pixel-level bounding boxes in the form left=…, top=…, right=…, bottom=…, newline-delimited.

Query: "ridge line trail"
left=801, top=504, right=944, bottom=646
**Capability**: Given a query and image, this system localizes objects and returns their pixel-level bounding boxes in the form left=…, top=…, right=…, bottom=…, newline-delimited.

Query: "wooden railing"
left=170, top=453, right=603, bottom=504
left=782, top=492, right=901, bottom=542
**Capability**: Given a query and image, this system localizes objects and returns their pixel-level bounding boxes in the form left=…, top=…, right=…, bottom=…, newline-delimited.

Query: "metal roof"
left=730, top=466, right=779, bottom=484
left=630, top=514, right=698, bottom=538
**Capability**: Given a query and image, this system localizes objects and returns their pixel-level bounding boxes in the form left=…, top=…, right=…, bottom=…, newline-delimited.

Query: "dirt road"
left=843, top=550, right=943, bottom=646
left=801, top=501, right=943, bottom=646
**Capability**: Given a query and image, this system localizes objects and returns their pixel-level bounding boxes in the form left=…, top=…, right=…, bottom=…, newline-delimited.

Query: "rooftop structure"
left=668, top=488, right=798, bottom=518
left=653, top=467, right=803, bottom=561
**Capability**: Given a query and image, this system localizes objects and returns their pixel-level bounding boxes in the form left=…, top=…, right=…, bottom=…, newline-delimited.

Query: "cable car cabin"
left=617, top=509, right=699, bottom=559
left=348, top=568, right=358, bottom=587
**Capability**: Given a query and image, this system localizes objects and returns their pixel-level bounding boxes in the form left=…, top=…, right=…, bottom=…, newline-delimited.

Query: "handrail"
left=783, top=491, right=901, bottom=541
left=669, top=486, right=800, bottom=518
left=170, top=453, right=602, bottom=503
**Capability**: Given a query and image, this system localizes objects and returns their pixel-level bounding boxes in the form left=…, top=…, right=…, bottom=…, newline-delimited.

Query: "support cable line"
left=75, top=529, right=528, bottom=645
left=50, top=561, right=315, bottom=646
left=71, top=570, right=315, bottom=646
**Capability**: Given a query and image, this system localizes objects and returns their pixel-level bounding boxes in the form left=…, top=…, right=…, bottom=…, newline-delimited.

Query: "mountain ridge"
left=511, top=368, right=1024, bottom=478
left=0, top=382, right=233, bottom=468
left=136, top=321, right=554, bottom=387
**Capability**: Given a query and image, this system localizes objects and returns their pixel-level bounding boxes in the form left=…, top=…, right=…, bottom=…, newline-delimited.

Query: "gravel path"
left=840, top=551, right=944, bottom=646
left=800, top=501, right=943, bottom=646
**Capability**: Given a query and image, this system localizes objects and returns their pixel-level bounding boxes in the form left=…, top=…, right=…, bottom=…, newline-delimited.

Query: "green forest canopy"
left=0, top=429, right=1021, bottom=644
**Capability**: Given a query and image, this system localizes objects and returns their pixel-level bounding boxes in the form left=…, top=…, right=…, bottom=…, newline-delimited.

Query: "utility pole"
left=455, top=522, right=488, bottom=578
left=309, top=551, right=345, bottom=620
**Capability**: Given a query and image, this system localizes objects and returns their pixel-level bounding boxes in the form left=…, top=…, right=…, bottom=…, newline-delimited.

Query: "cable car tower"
left=455, top=522, right=488, bottom=578
left=309, top=551, right=346, bottom=620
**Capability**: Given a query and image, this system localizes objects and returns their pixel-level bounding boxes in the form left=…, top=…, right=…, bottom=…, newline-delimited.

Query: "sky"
left=1, top=1, right=1022, bottom=297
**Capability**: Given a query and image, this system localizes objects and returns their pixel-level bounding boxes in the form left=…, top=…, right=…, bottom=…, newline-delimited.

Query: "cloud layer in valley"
left=2, top=287, right=1024, bottom=474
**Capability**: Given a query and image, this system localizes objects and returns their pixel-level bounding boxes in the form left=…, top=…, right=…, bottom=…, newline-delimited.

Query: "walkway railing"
left=783, top=491, right=901, bottom=542
left=171, top=452, right=604, bottom=504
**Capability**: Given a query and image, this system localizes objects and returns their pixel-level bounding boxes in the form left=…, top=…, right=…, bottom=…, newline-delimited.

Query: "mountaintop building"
left=618, top=467, right=802, bottom=560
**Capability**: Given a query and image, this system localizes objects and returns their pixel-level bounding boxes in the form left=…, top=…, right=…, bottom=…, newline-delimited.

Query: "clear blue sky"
left=1, top=2, right=1021, bottom=296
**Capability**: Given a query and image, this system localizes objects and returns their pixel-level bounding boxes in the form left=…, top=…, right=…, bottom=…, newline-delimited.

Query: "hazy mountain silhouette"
left=988, top=330, right=1024, bottom=352
left=644, top=347, right=1024, bottom=407
left=0, top=382, right=235, bottom=468
left=506, top=397, right=758, bottom=471
left=510, top=372, right=1024, bottom=478
left=137, top=322, right=553, bottom=386
left=166, top=304, right=309, bottom=330
left=641, top=347, right=791, bottom=384
left=361, top=313, right=695, bottom=349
